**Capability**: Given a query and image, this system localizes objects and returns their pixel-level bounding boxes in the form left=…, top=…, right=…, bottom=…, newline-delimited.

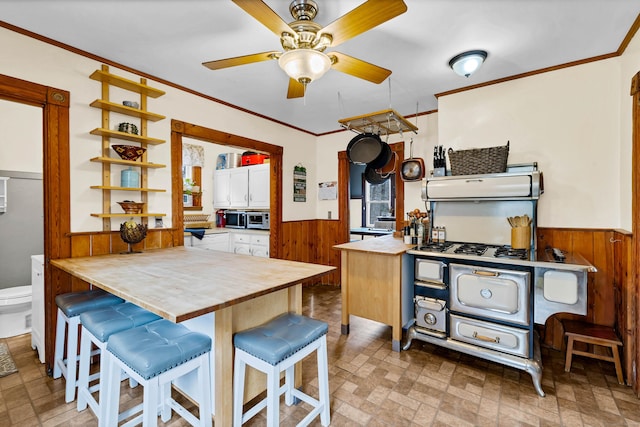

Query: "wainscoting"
left=536, top=227, right=633, bottom=386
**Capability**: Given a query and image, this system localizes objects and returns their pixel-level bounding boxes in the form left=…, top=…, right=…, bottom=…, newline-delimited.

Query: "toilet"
left=0, top=285, right=32, bottom=338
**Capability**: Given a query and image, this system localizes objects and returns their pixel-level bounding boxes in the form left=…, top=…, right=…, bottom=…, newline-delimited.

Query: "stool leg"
left=143, top=378, right=159, bottom=427
left=76, top=327, right=93, bottom=411
left=317, top=335, right=330, bottom=426
left=266, top=364, right=280, bottom=427
left=233, top=353, right=246, bottom=427
left=64, top=316, right=81, bottom=402
left=284, top=364, right=295, bottom=406
left=612, top=345, right=625, bottom=384
left=103, top=352, right=122, bottom=427
left=197, top=354, right=212, bottom=427
left=53, top=308, right=66, bottom=379
left=564, top=336, right=575, bottom=373
left=160, top=378, right=171, bottom=422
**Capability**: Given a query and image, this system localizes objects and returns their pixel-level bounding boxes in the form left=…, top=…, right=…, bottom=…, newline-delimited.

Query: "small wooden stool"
left=563, top=320, right=624, bottom=384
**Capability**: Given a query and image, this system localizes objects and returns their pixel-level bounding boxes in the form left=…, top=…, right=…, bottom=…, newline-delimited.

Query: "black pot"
left=347, top=133, right=383, bottom=164
left=368, top=142, right=392, bottom=169
left=364, top=164, right=390, bottom=185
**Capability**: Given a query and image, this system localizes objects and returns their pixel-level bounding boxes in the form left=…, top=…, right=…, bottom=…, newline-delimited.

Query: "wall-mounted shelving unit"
left=89, top=64, right=167, bottom=230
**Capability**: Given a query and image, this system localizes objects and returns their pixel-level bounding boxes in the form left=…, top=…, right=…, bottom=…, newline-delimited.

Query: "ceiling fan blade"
left=319, top=0, right=407, bottom=47
left=287, top=79, right=305, bottom=99
left=329, top=52, right=391, bottom=84
left=232, top=0, right=295, bottom=38
left=202, top=51, right=279, bottom=70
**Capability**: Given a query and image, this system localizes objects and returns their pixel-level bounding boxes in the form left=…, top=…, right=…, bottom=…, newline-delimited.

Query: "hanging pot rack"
left=338, top=108, right=418, bottom=136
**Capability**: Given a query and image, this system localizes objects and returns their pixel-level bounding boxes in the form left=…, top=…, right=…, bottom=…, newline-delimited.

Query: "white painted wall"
left=0, top=27, right=318, bottom=231
left=0, top=100, right=42, bottom=172
left=1, top=25, right=638, bottom=233
left=438, top=59, right=622, bottom=229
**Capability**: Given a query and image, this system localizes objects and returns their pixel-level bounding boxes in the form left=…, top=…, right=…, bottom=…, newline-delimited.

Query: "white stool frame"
left=77, top=326, right=137, bottom=424
left=53, top=307, right=87, bottom=403
left=233, top=334, right=330, bottom=427
left=104, top=349, right=212, bottom=427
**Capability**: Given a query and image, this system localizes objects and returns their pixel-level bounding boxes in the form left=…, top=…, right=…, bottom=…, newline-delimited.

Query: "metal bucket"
left=225, top=153, right=241, bottom=168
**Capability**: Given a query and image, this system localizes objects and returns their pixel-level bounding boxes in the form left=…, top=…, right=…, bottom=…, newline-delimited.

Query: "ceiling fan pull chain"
left=388, top=78, right=393, bottom=109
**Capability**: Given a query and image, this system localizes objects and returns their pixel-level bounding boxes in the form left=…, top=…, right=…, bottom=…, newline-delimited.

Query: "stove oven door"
left=415, top=258, right=447, bottom=290
left=450, top=263, right=530, bottom=326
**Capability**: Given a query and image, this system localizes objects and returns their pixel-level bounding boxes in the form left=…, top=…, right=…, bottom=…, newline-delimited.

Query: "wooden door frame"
left=170, top=120, right=284, bottom=258
left=0, top=74, right=71, bottom=371
left=631, top=72, right=640, bottom=394
left=338, top=141, right=405, bottom=241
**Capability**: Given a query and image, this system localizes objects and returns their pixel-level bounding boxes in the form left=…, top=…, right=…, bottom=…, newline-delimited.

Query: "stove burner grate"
left=418, top=241, right=454, bottom=253
left=454, top=243, right=490, bottom=256
left=494, top=246, right=529, bottom=260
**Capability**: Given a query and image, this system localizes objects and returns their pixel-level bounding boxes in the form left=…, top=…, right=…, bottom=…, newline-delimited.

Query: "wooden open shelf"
left=90, top=100, right=165, bottom=121
left=90, top=186, right=166, bottom=192
left=89, top=69, right=165, bottom=98
left=338, top=108, right=418, bottom=136
left=90, top=157, right=166, bottom=168
left=90, top=213, right=166, bottom=218
left=90, top=128, right=165, bottom=145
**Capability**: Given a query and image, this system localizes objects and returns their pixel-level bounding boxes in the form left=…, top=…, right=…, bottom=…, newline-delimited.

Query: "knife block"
left=511, top=226, right=531, bottom=249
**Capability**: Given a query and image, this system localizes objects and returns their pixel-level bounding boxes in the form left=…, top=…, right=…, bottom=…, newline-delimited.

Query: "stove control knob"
left=424, top=313, right=437, bottom=325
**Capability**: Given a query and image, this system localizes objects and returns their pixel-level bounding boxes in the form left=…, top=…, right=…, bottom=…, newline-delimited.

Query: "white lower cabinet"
left=31, top=254, right=45, bottom=363
left=188, top=233, right=230, bottom=252
left=230, top=232, right=269, bottom=257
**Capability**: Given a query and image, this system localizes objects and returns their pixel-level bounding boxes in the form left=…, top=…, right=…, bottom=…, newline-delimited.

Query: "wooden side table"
left=563, top=320, right=624, bottom=384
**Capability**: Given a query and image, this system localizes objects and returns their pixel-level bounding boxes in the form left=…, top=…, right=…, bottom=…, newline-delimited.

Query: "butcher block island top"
left=334, top=235, right=416, bottom=255
left=51, top=246, right=335, bottom=323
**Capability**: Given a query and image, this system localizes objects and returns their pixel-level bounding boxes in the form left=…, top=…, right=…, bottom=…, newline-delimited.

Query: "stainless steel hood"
left=422, top=165, right=543, bottom=202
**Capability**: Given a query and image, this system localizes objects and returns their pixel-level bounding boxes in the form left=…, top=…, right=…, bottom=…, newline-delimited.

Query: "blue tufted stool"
left=76, top=302, right=162, bottom=421
left=233, top=312, right=330, bottom=427
left=104, top=319, right=212, bottom=427
left=53, top=289, right=124, bottom=403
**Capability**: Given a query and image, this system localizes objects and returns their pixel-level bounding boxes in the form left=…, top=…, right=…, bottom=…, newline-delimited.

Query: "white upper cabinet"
left=248, top=164, right=270, bottom=208
left=213, top=164, right=270, bottom=209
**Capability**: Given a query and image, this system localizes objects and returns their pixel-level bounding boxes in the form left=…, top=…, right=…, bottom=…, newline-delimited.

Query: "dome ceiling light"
left=449, top=50, right=488, bottom=78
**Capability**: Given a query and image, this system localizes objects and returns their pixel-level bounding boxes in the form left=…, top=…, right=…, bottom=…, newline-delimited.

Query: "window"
left=364, top=178, right=395, bottom=227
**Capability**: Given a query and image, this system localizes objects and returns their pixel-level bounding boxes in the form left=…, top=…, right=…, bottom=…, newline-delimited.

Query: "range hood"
left=422, top=164, right=543, bottom=202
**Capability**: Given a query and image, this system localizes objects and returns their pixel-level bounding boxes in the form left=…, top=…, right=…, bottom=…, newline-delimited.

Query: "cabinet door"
left=248, top=164, right=270, bottom=208
left=31, top=255, right=45, bottom=363
left=232, top=242, right=252, bottom=256
left=229, top=168, right=249, bottom=207
left=213, top=170, right=231, bottom=208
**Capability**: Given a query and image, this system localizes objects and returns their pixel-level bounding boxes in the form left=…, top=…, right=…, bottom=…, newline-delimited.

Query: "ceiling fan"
left=202, top=0, right=407, bottom=99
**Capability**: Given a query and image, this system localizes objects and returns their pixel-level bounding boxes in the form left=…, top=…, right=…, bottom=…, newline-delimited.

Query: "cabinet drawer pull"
left=472, top=331, right=500, bottom=343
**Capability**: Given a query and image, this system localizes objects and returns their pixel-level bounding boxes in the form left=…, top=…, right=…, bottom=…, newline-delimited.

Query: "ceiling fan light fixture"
left=278, top=49, right=332, bottom=84
left=449, top=50, right=488, bottom=77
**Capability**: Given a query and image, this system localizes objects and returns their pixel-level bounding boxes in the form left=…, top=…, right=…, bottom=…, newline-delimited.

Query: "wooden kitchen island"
left=334, top=235, right=415, bottom=352
left=51, top=246, right=334, bottom=426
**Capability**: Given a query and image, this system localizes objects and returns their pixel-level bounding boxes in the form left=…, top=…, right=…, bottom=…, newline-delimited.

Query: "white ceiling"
left=2, top=0, right=639, bottom=135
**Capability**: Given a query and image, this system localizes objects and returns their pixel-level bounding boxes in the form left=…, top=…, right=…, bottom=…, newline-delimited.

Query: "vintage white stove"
left=403, top=165, right=595, bottom=397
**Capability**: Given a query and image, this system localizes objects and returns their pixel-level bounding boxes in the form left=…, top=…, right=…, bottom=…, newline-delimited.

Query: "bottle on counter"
left=432, top=226, right=440, bottom=243
left=438, top=225, right=446, bottom=243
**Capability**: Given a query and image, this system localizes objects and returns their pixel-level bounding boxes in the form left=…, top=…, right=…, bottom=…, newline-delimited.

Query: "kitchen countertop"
left=51, top=246, right=331, bottom=322
left=334, top=235, right=415, bottom=255
left=184, top=227, right=269, bottom=236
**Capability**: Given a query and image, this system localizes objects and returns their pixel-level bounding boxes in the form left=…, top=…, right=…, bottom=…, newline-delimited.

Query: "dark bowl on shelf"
left=117, top=200, right=145, bottom=214
left=112, top=145, right=146, bottom=161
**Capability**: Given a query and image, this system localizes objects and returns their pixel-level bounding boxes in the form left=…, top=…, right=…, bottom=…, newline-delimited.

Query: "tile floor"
left=1, top=284, right=639, bottom=426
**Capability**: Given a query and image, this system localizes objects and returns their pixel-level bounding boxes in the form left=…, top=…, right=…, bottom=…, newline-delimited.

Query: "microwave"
left=247, top=211, right=270, bottom=230
left=225, top=210, right=246, bottom=229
